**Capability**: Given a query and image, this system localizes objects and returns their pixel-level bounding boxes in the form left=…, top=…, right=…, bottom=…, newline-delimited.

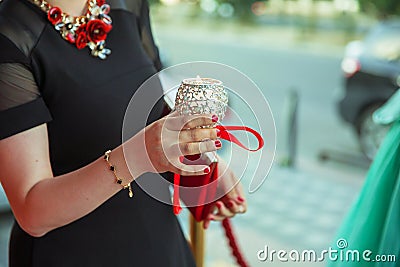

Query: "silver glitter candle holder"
left=175, top=77, right=228, bottom=121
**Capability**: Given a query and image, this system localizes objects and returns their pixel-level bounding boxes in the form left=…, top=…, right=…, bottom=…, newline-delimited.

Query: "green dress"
left=327, top=90, right=400, bottom=267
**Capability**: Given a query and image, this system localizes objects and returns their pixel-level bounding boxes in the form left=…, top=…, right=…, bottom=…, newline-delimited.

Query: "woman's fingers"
left=165, top=114, right=217, bottom=131
left=178, top=139, right=221, bottom=156
left=223, top=185, right=247, bottom=213
left=144, top=113, right=222, bottom=174
left=203, top=197, right=247, bottom=229
left=203, top=218, right=211, bottom=230
left=233, top=187, right=247, bottom=212
left=234, top=193, right=247, bottom=213
left=228, top=184, right=246, bottom=206
left=171, top=161, right=211, bottom=176
left=225, top=187, right=240, bottom=204
left=179, top=128, right=219, bottom=143
left=212, top=200, right=247, bottom=221
left=214, top=201, right=235, bottom=219
left=225, top=199, right=247, bottom=214
left=230, top=180, right=247, bottom=212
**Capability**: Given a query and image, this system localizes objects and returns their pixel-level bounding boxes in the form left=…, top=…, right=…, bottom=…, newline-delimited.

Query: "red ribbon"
left=216, top=125, right=264, bottom=152
left=173, top=174, right=182, bottom=214
left=173, top=125, right=264, bottom=215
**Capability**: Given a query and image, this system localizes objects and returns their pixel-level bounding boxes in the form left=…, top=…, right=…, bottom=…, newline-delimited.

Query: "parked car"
left=338, top=19, right=400, bottom=159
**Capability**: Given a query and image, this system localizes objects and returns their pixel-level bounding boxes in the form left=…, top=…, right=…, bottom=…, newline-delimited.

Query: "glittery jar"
left=175, top=78, right=228, bottom=121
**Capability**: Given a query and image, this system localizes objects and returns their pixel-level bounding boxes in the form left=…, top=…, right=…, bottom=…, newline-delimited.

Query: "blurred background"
left=1, top=0, right=399, bottom=266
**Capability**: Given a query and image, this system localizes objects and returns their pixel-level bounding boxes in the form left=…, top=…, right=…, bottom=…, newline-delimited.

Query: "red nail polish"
left=212, top=115, right=218, bottom=123
left=215, top=140, right=222, bottom=148
left=237, top=196, right=245, bottom=202
left=216, top=129, right=221, bottom=137
left=204, top=167, right=210, bottom=174
left=216, top=202, right=222, bottom=209
left=227, top=201, right=233, bottom=208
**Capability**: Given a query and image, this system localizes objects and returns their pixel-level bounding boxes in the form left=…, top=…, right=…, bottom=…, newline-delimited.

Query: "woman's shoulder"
left=0, top=0, right=46, bottom=62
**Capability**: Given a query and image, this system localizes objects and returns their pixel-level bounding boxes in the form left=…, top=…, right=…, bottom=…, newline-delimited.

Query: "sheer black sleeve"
left=139, top=0, right=162, bottom=71
left=0, top=34, right=52, bottom=140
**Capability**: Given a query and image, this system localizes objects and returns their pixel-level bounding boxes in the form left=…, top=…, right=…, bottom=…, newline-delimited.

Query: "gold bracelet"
left=104, top=150, right=133, bottom=198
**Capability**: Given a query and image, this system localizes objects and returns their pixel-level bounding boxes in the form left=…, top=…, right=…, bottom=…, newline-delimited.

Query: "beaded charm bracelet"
left=104, top=150, right=133, bottom=198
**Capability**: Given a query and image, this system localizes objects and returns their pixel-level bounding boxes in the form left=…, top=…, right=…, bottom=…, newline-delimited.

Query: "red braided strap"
left=173, top=172, right=182, bottom=214
left=222, top=218, right=249, bottom=267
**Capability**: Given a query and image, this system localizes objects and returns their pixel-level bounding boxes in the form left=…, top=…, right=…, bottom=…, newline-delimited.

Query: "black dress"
left=0, top=0, right=196, bottom=266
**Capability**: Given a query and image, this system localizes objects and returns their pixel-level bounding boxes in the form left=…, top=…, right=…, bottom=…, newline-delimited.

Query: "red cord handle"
left=216, top=125, right=264, bottom=151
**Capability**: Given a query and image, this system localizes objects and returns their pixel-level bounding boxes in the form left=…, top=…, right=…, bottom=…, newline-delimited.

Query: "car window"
left=364, top=26, right=400, bottom=63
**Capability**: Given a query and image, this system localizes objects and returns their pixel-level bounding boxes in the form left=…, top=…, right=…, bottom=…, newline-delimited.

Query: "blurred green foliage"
left=149, top=0, right=399, bottom=21
left=358, top=0, right=400, bottom=18
left=215, top=0, right=257, bottom=19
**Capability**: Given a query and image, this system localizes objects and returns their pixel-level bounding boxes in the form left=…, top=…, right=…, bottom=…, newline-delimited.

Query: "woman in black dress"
left=0, top=0, right=247, bottom=266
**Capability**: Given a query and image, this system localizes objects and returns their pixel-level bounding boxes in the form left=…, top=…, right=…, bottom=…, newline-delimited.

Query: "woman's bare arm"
left=0, top=113, right=219, bottom=237
left=0, top=124, right=136, bottom=237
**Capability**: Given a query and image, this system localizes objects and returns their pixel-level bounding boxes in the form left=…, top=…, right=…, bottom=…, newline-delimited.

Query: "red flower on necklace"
left=48, top=7, right=62, bottom=25
left=86, top=19, right=112, bottom=43
left=96, top=0, right=106, bottom=6
left=76, top=32, right=88, bottom=49
left=65, top=32, right=76, bottom=43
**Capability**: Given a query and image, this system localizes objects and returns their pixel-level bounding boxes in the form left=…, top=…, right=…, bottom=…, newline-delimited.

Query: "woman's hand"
left=126, top=112, right=221, bottom=177
left=203, top=158, right=247, bottom=229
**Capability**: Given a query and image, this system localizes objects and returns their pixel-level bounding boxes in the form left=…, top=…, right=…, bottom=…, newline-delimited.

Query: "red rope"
left=173, top=172, right=250, bottom=266
left=222, top=218, right=249, bottom=267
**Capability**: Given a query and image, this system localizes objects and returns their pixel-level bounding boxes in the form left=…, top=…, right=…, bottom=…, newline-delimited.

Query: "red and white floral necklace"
left=30, top=0, right=113, bottom=59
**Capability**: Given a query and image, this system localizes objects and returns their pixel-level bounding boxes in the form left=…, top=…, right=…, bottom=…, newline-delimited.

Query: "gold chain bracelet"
left=104, top=150, right=133, bottom=198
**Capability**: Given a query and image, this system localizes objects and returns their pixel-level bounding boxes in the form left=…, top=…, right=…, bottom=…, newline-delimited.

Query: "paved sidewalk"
left=178, top=153, right=366, bottom=267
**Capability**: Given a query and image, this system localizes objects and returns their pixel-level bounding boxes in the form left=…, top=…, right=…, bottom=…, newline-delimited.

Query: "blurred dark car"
left=338, top=20, right=400, bottom=159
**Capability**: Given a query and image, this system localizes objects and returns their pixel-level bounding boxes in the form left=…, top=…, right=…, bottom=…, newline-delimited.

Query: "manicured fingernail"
left=216, top=129, right=221, bottom=137
left=204, top=167, right=210, bottom=174
left=215, top=140, right=222, bottom=148
left=227, top=201, right=233, bottom=208
left=209, top=215, right=215, bottom=221
left=212, top=115, right=218, bottom=123
left=216, top=202, right=222, bottom=209
left=237, top=196, right=245, bottom=203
